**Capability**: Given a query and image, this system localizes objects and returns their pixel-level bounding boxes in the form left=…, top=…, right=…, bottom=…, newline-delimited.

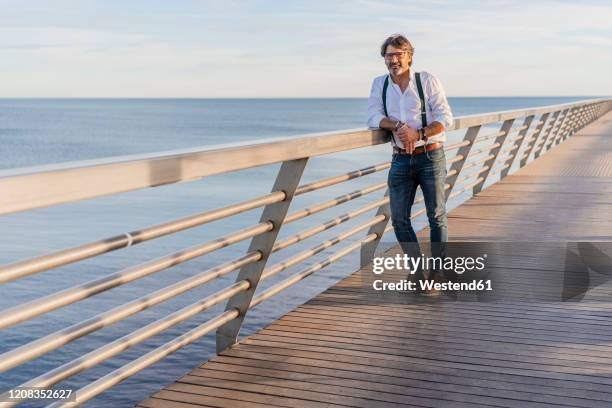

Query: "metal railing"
left=0, top=98, right=610, bottom=407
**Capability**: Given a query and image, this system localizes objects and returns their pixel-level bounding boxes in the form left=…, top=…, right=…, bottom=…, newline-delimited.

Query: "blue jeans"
left=388, top=148, right=448, bottom=268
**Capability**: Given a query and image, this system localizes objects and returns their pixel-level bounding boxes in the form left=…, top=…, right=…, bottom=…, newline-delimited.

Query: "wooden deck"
left=137, top=113, right=612, bottom=408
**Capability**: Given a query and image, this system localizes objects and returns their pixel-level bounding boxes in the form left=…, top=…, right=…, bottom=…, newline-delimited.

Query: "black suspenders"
left=415, top=72, right=428, bottom=129
left=381, top=75, right=399, bottom=146
left=382, top=72, right=427, bottom=146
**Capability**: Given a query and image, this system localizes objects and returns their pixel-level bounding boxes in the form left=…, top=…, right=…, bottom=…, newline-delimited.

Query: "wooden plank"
left=189, top=365, right=521, bottom=408
left=229, top=344, right=612, bottom=394
left=148, top=386, right=296, bottom=408
left=176, top=374, right=421, bottom=408
left=215, top=351, right=612, bottom=402
left=297, top=299, right=612, bottom=335
left=241, top=336, right=612, bottom=378
left=232, top=342, right=612, bottom=395
left=287, top=305, right=612, bottom=342
left=195, top=359, right=610, bottom=408
left=261, top=323, right=612, bottom=366
left=269, top=315, right=612, bottom=360
left=138, top=398, right=217, bottom=408
left=294, top=301, right=612, bottom=336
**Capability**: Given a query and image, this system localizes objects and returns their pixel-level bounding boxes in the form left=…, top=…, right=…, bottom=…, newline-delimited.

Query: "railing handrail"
left=451, top=97, right=606, bottom=128
left=0, top=98, right=607, bottom=217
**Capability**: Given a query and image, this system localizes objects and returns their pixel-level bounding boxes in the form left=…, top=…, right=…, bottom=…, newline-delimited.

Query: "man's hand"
left=395, top=125, right=420, bottom=152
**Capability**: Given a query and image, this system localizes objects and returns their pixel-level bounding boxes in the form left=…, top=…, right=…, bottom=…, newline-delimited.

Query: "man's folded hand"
left=395, top=125, right=420, bottom=152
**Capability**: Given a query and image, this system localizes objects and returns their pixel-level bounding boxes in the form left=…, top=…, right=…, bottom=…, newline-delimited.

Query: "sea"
left=0, top=97, right=592, bottom=407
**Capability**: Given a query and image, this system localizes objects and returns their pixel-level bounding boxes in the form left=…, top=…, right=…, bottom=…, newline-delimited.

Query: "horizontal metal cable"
left=546, top=118, right=577, bottom=146
left=473, top=130, right=505, bottom=143
left=251, top=234, right=379, bottom=308
left=295, top=162, right=389, bottom=195
left=272, top=197, right=388, bottom=253
left=0, top=222, right=271, bottom=330
left=0, top=161, right=389, bottom=286
left=498, top=143, right=521, bottom=157
left=465, top=142, right=502, bottom=159
left=444, top=140, right=470, bottom=151
left=445, top=154, right=488, bottom=187
left=0, top=191, right=389, bottom=371
left=3, top=281, right=249, bottom=407
left=451, top=166, right=490, bottom=189
left=0, top=252, right=259, bottom=372
left=459, top=154, right=495, bottom=174
left=253, top=225, right=416, bottom=312
left=445, top=154, right=464, bottom=166
left=262, top=215, right=386, bottom=281
left=0, top=192, right=283, bottom=285
left=448, top=177, right=485, bottom=199
left=521, top=127, right=545, bottom=147
left=488, top=164, right=511, bottom=178
left=472, top=123, right=527, bottom=147
left=284, top=182, right=387, bottom=224
left=0, top=177, right=386, bottom=331
left=47, top=309, right=241, bottom=407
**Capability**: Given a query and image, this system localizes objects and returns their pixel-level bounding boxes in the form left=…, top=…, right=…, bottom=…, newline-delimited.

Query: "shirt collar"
left=388, top=69, right=416, bottom=91
left=408, top=69, right=417, bottom=90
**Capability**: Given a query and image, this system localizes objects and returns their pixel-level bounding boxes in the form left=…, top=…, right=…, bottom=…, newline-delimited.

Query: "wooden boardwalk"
left=137, top=113, right=612, bottom=408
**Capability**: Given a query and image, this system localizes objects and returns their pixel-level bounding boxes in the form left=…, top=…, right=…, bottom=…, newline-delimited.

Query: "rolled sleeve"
left=427, top=73, right=454, bottom=130
left=367, top=78, right=386, bottom=129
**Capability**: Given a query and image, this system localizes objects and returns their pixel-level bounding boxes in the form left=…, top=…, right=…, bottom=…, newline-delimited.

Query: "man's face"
left=384, top=45, right=411, bottom=76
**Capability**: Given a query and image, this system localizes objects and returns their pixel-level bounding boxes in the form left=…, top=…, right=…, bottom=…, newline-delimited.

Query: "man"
left=367, top=34, right=453, bottom=294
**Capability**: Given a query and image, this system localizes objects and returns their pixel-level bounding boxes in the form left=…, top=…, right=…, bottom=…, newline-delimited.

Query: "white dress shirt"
left=367, top=70, right=453, bottom=149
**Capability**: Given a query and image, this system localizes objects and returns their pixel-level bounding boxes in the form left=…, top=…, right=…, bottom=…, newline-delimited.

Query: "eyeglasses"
left=383, top=51, right=408, bottom=61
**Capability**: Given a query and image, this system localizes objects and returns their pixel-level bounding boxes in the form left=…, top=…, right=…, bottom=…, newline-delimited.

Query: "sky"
left=1, top=0, right=611, bottom=98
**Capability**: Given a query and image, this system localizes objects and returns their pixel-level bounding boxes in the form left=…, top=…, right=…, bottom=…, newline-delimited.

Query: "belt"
left=393, top=142, right=443, bottom=155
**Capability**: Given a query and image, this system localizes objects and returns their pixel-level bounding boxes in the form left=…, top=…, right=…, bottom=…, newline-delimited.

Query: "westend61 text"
left=372, top=254, right=487, bottom=275
left=372, top=279, right=493, bottom=292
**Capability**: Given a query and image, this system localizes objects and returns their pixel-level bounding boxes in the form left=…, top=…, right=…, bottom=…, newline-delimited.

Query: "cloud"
left=0, top=1, right=610, bottom=97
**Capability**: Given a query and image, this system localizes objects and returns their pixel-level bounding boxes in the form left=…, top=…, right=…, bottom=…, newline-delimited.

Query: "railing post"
left=584, top=104, right=593, bottom=122
left=445, top=125, right=481, bottom=200
left=593, top=104, right=599, bottom=119
left=553, top=107, right=576, bottom=146
left=501, top=115, right=534, bottom=178
left=582, top=105, right=594, bottom=127
left=565, top=107, right=582, bottom=139
left=520, top=113, right=549, bottom=167
left=545, top=108, right=569, bottom=151
left=473, top=119, right=514, bottom=195
left=534, top=110, right=560, bottom=158
left=585, top=104, right=593, bottom=121
left=557, top=108, right=577, bottom=143
left=360, top=190, right=391, bottom=265
left=216, top=158, right=308, bottom=353
left=566, top=106, right=586, bottom=140
left=564, top=106, right=582, bottom=139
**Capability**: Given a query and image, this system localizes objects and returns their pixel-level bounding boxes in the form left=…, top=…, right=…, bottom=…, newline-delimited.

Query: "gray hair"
left=380, top=34, right=415, bottom=65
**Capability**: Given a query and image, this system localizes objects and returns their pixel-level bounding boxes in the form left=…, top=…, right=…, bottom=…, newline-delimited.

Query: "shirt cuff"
left=433, top=114, right=453, bottom=129
left=368, top=113, right=386, bottom=130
